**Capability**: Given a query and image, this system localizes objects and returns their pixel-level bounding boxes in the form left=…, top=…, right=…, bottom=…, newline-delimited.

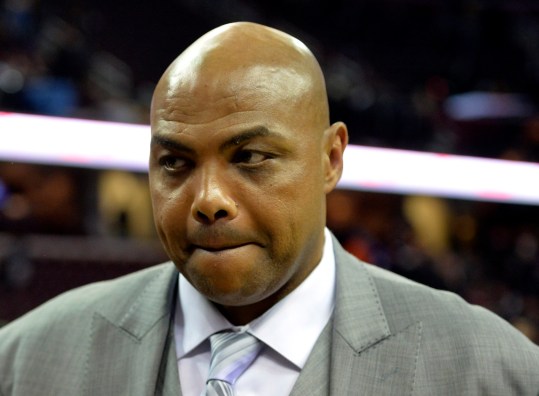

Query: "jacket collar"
left=83, top=235, right=417, bottom=396
left=292, top=235, right=422, bottom=395
left=83, top=263, right=181, bottom=395
left=332, top=235, right=392, bottom=351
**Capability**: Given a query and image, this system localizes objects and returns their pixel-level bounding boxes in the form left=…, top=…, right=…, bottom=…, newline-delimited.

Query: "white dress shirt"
left=174, top=228, right=336, bottom=396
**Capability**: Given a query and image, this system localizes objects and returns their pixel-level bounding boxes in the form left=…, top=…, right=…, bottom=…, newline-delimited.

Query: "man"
left=1, top=22, right=538, bottom=395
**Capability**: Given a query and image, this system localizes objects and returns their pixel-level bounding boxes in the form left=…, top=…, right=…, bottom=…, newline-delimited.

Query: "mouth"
left=192, top=242, right=252, bottom=253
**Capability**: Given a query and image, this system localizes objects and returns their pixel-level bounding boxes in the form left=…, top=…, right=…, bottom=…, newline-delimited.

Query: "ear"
left=323, top=121, right=348, bottom=194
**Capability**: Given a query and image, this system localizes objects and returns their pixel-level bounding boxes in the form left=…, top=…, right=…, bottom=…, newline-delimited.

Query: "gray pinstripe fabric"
left=1, top=236, right=539, bottom=395
left=206, top=331, right=262, bottom=396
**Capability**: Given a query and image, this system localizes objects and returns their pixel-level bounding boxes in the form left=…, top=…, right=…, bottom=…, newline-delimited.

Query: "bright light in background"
left=340, top=146, right=539, bottom=206
left=1, top=112, right=539, bottom=205
left=0, top=112, right=149, bottom=171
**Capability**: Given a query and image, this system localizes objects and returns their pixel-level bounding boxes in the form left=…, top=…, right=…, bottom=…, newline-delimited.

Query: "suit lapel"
left=329, top=238, right=422, bottom=395
left=82, top=263, right=181, bottom=395
left=155, top=326, right=182, bottom=396
left=289, top=320, right=332, bottom=395
left=79, top=238, right=421, bottom=395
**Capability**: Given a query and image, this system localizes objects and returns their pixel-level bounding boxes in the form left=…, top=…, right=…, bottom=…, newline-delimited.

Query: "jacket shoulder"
left=2, top=262, right=176, bottom=331
left=332, top=233, right=539, bottom=394
left=366, top=262, right=513, bottom=335
left=363, top=258, right=539, bottom=393
left=0, top=262, right=177, bottom=395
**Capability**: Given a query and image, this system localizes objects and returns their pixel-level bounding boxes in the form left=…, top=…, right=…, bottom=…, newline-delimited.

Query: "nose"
left=190, top=166, right=238, bottom=224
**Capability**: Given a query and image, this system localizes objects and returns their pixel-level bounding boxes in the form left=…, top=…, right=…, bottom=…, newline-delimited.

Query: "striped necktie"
left=205, top=331, right=263, bottom=396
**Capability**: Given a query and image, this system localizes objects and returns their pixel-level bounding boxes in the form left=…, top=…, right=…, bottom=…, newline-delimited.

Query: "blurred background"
left=0, top=0, right=538, bottom=343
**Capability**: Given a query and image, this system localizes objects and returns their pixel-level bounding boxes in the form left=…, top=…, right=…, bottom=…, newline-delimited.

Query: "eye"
left=233, top=150, right=269, bottom=165
left=159, top=155, right=190, bottom=171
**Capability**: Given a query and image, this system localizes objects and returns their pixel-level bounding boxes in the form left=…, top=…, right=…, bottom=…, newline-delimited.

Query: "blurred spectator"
left=0, top=163, right=87, bottom=235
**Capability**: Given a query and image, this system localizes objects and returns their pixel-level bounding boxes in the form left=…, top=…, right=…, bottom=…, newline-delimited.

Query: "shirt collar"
left=175, top=228, right=336, bottom=369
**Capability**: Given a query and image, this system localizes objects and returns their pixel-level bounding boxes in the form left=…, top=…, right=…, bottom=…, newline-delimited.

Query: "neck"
left=215, top=261, right=322, bottom=325
left=215, top=302, right=272, bottom=326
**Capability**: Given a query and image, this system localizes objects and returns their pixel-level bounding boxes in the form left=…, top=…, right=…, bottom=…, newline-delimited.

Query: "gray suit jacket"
left=1, top=237, right=538, bottom=395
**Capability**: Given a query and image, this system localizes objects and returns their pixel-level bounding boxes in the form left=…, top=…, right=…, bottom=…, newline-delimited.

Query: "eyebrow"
left=151, top=126, right=282, bottom=153
left=151, top=135, right=194, bottom=153
left=220, top=126, right=273, bottom=151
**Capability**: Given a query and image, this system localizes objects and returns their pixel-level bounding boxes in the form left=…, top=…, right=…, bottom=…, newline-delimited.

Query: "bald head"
left=151, top=22, right=330, bottom=132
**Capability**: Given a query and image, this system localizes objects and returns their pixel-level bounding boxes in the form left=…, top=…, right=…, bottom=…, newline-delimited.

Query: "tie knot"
left=207, top=330, right=263, bottom=385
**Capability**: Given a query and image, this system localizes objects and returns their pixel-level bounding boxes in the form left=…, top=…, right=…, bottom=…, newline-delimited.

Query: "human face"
left=149, top=67, right=331, bottom=321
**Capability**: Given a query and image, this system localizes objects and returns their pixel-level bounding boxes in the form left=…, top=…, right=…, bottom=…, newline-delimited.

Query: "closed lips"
left=193, top=243, right=252, bottom=252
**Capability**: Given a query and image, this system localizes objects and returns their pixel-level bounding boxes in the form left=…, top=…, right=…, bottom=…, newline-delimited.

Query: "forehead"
left=167, top=64, right=308, bottom=106
left=153, top=65, right=313, bottom=134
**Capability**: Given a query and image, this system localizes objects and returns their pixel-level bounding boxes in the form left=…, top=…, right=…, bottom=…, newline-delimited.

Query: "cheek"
left=280, top=167, right=325, bottom=217
left=258, top=174, right=324, bottom=244
left=151, top=184, right=189, bottom=239
left=150, top=184, right=168, bottom=225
